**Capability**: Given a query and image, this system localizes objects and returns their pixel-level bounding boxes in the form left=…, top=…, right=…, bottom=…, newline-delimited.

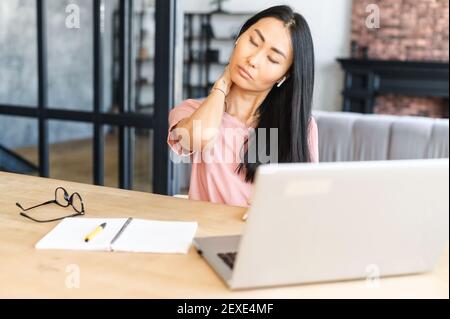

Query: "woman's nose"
left=247, top=50, right=264, bottom=68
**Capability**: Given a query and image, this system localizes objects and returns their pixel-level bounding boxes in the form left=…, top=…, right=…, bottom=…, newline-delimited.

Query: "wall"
left=351, top=0, right=449, bottom=117
left=351, top=0, right=449, bottom=61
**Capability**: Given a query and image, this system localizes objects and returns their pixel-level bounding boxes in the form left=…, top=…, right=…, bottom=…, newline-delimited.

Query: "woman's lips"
left=238, top=66, right=253, bottom=80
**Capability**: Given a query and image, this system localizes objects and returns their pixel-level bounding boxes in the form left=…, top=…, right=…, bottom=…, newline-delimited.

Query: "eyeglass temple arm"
left=19, top=211, right=82, bottom=223
left=16, top=200, right=56, bottom=211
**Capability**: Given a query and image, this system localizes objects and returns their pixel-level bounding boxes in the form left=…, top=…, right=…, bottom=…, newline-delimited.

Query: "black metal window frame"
left=0, top=0, right=177, bottom=195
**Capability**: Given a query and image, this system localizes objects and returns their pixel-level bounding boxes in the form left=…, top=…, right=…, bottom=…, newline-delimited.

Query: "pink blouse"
left=167, top=99, right=319, bottom=207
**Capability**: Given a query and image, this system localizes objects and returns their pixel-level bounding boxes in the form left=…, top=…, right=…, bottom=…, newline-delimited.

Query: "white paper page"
left=35, top=218, right=129, bottom=251
left=111, top=219, right=198, bottom=254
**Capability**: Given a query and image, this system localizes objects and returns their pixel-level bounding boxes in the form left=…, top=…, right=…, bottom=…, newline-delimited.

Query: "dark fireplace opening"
left=337, top=59, right=449, bottom=119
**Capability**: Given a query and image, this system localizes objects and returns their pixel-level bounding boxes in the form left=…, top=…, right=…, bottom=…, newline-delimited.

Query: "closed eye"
left=268, top=57, right=279, bottom=64
left=249, top=37, right=258, bottom=47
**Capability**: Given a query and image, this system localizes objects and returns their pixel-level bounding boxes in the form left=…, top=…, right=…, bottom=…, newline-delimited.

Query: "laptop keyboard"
left=217, top=252, right=237, bottom=269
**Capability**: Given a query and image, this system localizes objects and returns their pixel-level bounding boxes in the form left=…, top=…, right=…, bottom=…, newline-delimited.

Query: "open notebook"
left=35, top=217, right=198, bottom=254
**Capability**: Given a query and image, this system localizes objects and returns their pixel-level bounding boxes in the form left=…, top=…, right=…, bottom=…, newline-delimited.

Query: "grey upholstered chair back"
left=312, top=111, right=449, bottom=162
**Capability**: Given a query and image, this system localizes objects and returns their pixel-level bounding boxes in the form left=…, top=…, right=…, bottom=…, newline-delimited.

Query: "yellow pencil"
left=84, top=222, right=107, bottom=242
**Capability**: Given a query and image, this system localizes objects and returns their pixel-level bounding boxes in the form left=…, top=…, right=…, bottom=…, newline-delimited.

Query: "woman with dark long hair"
left=167, top=5, right=318, bottom=207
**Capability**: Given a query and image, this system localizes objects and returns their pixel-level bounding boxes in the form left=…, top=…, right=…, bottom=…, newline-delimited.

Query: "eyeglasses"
left=16, top=186, right=85, bottom=223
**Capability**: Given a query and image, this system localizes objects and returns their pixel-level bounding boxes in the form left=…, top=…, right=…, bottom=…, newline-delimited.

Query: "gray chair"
left=312, top=111, right=449, bottom=162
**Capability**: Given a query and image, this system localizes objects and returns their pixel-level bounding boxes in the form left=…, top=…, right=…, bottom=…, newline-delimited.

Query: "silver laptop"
left=194, top=159, right=449, bottom=290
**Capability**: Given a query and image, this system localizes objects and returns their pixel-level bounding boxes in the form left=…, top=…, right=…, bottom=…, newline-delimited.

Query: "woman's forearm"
left=174, top=89, right=226, bottom=152
left=172, top=66, right=232, bottom=152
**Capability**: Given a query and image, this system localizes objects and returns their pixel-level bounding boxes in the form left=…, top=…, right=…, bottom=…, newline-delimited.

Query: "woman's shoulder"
left=174, top=98, right=203, bottom=110
left=308, top=116, right=318, bottom=133
left=308, top=116, right=319, bottom=147
left=169, top=99, right=203, bottom=120
left=308, top=116, right=319, bottom=163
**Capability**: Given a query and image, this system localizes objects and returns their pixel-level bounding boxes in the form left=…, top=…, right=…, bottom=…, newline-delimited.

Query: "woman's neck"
left=226, top=85, right=270, bottom=126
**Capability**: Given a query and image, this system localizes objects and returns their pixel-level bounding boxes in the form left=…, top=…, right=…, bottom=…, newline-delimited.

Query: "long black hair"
left=236, top=5, right=315, bottom=183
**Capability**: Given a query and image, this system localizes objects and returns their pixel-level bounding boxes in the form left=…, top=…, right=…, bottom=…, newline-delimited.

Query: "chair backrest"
left=312, top=111, right=449, bottom=162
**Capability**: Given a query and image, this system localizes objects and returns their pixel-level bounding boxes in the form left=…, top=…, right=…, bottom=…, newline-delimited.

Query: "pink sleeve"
left=167, top=99, right=201, bottom=156
left=308, top=117, right=319, bottom=163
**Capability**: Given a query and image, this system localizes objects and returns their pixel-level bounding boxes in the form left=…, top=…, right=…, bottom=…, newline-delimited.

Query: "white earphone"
left=277, top=76, right=287, bottom=87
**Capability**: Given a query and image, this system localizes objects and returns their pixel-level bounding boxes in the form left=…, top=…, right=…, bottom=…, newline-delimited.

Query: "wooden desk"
left=0, top=172, right=448, bottom=298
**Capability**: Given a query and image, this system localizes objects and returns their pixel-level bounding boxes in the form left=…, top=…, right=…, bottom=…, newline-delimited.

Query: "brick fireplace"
left=350, top=0, right=449, bottom=118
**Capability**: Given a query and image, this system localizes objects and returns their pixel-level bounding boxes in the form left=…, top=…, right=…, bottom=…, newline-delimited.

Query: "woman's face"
left=229, top=17, right=294, bottom=92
